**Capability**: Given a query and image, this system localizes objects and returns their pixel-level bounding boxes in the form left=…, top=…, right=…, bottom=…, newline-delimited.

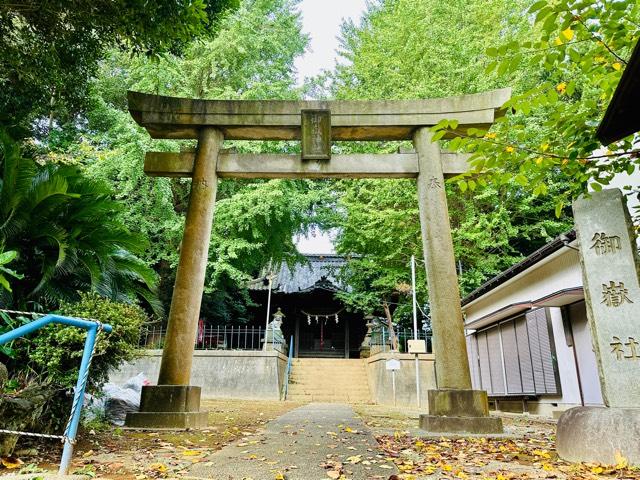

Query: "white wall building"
left=461, top=231, right=604, bottom=417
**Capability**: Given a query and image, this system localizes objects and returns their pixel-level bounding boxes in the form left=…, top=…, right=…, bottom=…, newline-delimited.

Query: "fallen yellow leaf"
left=148, top=462, right=167, bottom=473
left=1, top=457, right=23, bottom=469
left=614, top=451, right=628, bottom=469
left=182, top=449, right=203, bottom=456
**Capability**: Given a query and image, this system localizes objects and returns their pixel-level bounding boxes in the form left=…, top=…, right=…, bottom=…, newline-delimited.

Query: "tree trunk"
left=382, top=301, right=398, bottom=351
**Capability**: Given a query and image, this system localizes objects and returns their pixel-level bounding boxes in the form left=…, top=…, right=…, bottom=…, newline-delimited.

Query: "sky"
left=294, top=0, right=368, bottom=254
left=293, top=0, right=368, bottom=86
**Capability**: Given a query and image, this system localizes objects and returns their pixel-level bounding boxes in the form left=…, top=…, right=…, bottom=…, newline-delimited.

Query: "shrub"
left=26, top=292, right=149, bottom=390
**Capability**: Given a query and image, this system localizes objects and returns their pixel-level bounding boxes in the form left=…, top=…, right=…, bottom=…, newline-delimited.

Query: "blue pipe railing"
left=281, top=335, right=294, bottom=400
left=0, top=314, right=112, bottom=475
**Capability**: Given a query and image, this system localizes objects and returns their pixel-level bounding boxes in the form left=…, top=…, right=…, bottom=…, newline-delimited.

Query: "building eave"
left=596, top=38, right=640, bottom=145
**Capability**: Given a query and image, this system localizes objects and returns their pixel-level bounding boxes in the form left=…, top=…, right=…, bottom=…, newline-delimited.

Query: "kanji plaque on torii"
left=301, top=109, right=331, bottom=160
left=125, top=88, right=511, bottom=433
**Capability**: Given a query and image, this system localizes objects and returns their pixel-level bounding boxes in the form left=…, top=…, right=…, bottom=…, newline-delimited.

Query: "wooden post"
left=344, top=317, right=349, bottom=359
left=294, top=308, right=300, bottom=358
left=157, top=128, right=224, bottom=386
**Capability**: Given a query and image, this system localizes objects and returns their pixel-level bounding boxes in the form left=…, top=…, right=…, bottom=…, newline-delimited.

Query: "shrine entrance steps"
left=286, top=358, right=373, bottom=403
left=297, top=349, right=344, bottom=359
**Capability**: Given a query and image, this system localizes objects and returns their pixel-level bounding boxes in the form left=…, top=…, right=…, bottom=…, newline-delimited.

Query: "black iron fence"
left=370, top=326, right=432, bottom=355
left=139, top=325, right=285, bottom=353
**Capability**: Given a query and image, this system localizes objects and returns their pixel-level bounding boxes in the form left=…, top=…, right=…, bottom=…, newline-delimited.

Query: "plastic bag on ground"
left=103, top=373, right=150, bottom=426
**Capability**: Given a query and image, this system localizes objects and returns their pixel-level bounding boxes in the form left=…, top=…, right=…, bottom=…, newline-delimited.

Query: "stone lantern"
left=359, top=315, right=376, bottom=358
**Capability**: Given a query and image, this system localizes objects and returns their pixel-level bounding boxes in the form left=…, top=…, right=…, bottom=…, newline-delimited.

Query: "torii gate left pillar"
left=126, top=128, right=223, bottom=428
left=125, top=89, right=510, bottom=432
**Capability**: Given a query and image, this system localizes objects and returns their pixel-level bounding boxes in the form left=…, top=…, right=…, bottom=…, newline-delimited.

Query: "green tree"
left=49, top=0, right=319, bottom=321
left=331, top=0, right=530, bottom=100
left=435, top=0, right=640, bottom=212
left=1, top=0, right=237, bottom=136
left=326, top=0, right=573, bottom=321
left=0, top=131, right=160, bottom=313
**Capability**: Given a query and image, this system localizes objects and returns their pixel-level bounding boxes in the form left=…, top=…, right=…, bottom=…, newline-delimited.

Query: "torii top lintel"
left=127, top=88, right=511, bottom=142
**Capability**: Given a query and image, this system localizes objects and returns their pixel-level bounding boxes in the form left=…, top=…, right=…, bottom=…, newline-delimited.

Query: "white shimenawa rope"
left=0, top=309, right=104, bottom=443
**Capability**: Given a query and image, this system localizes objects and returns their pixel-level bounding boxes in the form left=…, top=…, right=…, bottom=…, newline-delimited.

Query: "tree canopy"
left=434, top=0, right=639, bottom=213
left=43, top=0, right=325, bottom=321
left=327, top=0, right=574, bottom=322
left=2, top=0, right=637, bottom=328
left=1, top=0, right=236, bottom=136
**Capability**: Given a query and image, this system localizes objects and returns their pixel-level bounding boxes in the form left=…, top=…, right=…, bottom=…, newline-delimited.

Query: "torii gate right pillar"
left=414, top=127, right=503, bottom=434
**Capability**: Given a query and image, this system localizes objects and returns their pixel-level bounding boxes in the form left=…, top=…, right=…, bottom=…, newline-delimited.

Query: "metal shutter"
left=486, top=327, right=506, bottom=395
left=476, top=331, right=492, bottom=393
left=500, top=321, right=523, bottom=394
left=515, top=316, right=535, bottom=394
left=536, top=310, right=558, bottom=394
left=466, top=335, right=481, bottom=390
left=527, top=311, right=547, bottom=394
left=526, top=308, right=558, bottom=395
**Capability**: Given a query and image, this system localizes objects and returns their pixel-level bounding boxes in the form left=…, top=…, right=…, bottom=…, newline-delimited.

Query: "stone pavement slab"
left=188, top=403, right=398, bottom=480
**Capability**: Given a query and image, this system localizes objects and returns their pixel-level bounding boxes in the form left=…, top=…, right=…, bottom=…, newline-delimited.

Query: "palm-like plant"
left=0, top=130, right=161, bottom=314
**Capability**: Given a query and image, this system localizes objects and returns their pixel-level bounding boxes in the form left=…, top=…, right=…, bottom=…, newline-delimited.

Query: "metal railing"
left=139, top=325, right=285, bottom=353
left=0, top=311, right=112, bottom=475
left=281, top=335, right=294, bottom=400
left=370, top=326, right=432, bottom=355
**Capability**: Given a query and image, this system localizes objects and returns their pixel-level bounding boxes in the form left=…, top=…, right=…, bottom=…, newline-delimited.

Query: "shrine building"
left=247, top=254, right=368, bottom=359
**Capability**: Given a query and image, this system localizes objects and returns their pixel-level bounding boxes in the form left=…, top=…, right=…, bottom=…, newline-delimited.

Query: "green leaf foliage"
left=0, top=250, right=23, bottom=293
left=17, top=292, right=149, bottom=390
left=0, top=0, right=237, bottom=136
left=0, top=130, right=160, bottom=314
left=324, top=0, right=573, bottom=321
left=47, top=0, right=319, bottom=323
left=440, top=0, right=640, bottom=210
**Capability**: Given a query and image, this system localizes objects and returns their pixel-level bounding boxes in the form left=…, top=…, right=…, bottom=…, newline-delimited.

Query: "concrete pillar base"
left=124, top=385, right=209, bottom=429
left=419, top=414, right=503, bottom=434
left=557, top=406, right=640, bottom=466
left=419, top=389, right=503, bottom=434
left=125, top=411, right=209, bottom=429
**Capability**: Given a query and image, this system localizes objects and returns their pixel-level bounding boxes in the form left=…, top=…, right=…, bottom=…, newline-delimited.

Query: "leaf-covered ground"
left=0, top=399, right=301, bottom=478
left=356, top=405, right=640, bottom=480
left=2, top=401, right=640, bottom=479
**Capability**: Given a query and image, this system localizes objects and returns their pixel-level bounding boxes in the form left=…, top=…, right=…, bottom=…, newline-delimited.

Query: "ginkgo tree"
left=434, top=0, right=640, bottom=215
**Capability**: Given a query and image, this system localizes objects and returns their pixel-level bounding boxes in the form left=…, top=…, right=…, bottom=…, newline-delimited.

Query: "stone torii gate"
left=125, top=89, right=510, bottom=433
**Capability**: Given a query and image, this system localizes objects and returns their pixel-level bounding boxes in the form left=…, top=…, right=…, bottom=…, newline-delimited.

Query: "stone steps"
left=286, top=393, right=372, bottom=403
left=286, top=358, right=372, bottom=403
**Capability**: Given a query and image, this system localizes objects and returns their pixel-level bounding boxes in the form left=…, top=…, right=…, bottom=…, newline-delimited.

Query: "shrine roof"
left=127, top=88, right=511, bottom=141
left=249, top=254, right=346, bottom=294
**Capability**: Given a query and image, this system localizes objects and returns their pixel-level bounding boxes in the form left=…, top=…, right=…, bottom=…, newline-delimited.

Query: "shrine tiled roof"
left=248, top=254, right=346, bottom=294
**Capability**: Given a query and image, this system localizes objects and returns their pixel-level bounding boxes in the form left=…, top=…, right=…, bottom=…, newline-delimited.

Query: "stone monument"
left=557, top=188, right=640, bottom=465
